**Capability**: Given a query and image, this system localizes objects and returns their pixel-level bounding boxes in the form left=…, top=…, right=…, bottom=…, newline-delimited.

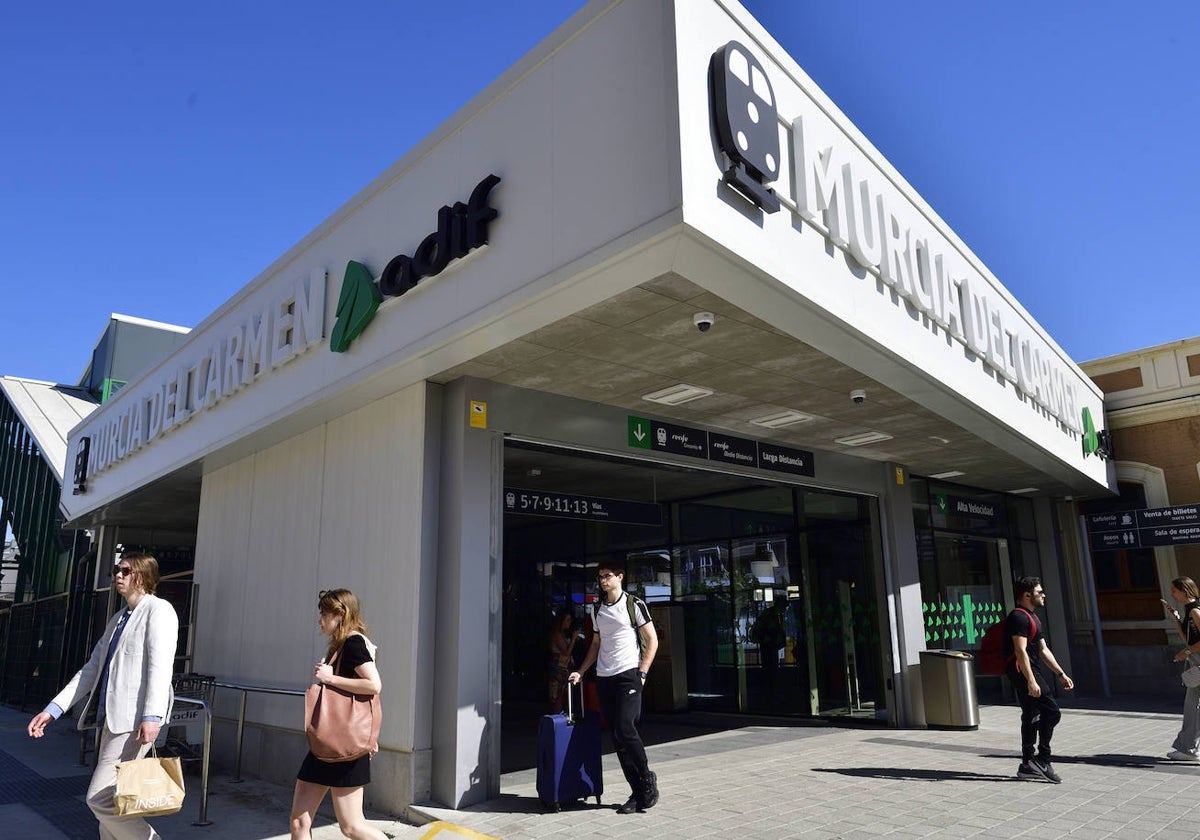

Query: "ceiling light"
left=641, top=383, right=714, bottom=406
left=928, top=435, right=950, bottom=445
left=1008, top=487, right=1039, bottom=495
left=834, top=431, right=893, bottom=446
left=750, top=410, right=813, bottom=429
left=929, top=470, right=965, bottom=479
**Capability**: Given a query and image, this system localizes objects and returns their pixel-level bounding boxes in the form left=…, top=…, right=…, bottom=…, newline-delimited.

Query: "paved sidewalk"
left=0, top=705, right=421, bottom=839
left=4, top=696, right=1200, bottom=839
left=414, top=695, right=1200, bottom=840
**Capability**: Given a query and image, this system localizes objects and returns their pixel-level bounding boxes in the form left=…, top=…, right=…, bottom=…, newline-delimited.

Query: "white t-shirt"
left=591, top=593, right=652, bottom=678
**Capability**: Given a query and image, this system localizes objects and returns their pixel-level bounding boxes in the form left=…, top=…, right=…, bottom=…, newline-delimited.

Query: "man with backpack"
left=568, top=561, right=660, bottom=814
left=1006, top=576, right=1073, bottom=783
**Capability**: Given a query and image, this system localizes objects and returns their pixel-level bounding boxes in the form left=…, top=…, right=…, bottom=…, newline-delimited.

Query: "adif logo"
left=330, top=261, right=383, bottom=353
left=1080, top=407, right=1114, bottom=460
left=710, top=41, right=780, bottom=213
left=329, top=174, right=501, bottom=353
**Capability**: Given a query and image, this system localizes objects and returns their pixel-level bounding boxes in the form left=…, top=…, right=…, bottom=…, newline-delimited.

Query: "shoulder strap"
left=1017, top=607, right=1036, bottom=638
left=626, top=592, right=638, bottom=629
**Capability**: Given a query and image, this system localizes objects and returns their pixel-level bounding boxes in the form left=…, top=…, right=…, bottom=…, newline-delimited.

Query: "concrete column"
left=1035, top=497, right=1074, bottom=677
left=880, top=464, right=926, bottom=727
left=430, top=379, right=501, bottom=808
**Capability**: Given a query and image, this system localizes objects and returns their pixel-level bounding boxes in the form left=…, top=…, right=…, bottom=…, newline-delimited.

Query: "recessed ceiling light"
left=641, top=383, right=714, bottom=406
left=750, top=410, right=814, bottom=429
left=834, top=431, right=893, bottom=446
left=929, top=435, right=951, bottom=445
left=929, top=470, right=965, bottom=479
left=1008, top=487, right=1039, bottom=495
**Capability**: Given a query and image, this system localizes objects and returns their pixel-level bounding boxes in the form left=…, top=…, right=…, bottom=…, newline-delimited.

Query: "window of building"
left=1080, top=482, right=1161, bottom=621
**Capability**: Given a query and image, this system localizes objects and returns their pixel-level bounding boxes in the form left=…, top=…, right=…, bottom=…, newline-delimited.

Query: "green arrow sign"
left=628, top=415, right=651, bottom=449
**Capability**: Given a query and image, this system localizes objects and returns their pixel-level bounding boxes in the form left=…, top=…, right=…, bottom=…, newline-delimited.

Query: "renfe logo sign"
left=710, top=42, right=780, bottom=212
left=708, top=40, right=1092, bottom=445
left=330, top=174, right=501, bottom=352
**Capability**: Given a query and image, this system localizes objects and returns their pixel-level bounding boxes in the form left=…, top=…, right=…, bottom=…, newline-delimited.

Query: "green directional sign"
left=935, top=493, right=949, bottom=515
left=628, top=415, right=652, bottom=449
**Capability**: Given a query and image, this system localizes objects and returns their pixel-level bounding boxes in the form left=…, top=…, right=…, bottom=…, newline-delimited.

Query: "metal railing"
left=72, top=677, right=308, bottom=825
left=171, top=694, right=213, bottom=826
left=77, top=693, right=214, bottom=827
left=212, top=680, right=306, bottom=782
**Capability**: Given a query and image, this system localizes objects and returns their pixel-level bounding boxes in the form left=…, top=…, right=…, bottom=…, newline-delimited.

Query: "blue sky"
left=3, top=1, right=1197, bottom=386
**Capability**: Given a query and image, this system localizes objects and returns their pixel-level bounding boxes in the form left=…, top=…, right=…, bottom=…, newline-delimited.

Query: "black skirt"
left=297, top=751, right=371, bottom=788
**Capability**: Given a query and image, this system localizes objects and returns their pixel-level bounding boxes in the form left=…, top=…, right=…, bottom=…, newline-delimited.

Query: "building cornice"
left=1107, top=394, right=1200, bottom=429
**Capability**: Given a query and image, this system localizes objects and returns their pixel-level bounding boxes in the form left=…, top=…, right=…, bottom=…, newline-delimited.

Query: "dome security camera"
left=693, top=312, right=715, bottom=332
left=850, top=389, right=866, bottom=405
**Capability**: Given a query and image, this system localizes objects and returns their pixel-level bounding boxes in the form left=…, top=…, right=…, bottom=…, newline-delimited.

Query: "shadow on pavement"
left=814, top=767, right=1017, bottom=782
left=454, top=792, right=612, bottom=815
left=978, top=752, right=1159, bottom=769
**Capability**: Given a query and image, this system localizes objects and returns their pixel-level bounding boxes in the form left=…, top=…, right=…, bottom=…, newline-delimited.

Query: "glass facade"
left=912, top=478, right=1041, bottom=656
left=502, top=444, right=887, bottom=722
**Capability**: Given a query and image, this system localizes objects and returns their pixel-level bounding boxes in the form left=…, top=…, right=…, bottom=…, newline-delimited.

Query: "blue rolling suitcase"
left=536, top=681, right=603, bottom=811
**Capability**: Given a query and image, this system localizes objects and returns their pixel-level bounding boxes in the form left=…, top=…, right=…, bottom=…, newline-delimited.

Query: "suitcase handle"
left=566, top=678, right=585, bottom=726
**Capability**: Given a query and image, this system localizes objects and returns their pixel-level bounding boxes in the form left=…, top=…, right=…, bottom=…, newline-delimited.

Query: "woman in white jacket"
left=27, top=551, right=178, bottom=839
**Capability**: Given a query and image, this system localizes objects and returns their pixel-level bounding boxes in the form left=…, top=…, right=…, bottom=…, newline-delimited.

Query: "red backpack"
left=976, top=607, right=1036, bottom=675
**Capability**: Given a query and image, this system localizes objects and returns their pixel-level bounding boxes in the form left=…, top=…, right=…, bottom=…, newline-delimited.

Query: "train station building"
left=56, top=0, right=1113, bottom=811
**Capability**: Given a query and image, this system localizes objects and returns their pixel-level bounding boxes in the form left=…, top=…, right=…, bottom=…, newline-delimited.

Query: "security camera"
left=693, top=312, right=715, bottom=333
left=850, top=389, right=866, bottom=405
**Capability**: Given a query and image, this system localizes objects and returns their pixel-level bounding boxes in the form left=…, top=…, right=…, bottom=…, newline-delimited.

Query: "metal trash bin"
left=920, top=649, right=979, bottom=730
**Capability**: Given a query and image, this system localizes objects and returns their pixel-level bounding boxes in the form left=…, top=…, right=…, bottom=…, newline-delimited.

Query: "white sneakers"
left=1165, top=749, right=1200, bottom=762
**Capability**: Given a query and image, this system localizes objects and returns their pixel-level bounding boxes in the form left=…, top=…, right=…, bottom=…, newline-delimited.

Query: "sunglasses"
left=113, top=565, right=134, bottom=577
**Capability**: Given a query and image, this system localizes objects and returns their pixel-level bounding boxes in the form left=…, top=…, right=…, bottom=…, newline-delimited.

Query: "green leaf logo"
left=329, top=260, right=382, bottom=353
left=1081, top=407, right=1099, bottom=456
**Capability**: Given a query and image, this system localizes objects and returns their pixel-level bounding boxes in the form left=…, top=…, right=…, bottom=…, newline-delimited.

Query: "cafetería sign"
left=1086, top=505, right=1200, bottom=550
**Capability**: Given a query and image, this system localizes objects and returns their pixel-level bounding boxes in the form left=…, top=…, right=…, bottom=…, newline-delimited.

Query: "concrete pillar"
left=430, top=379, right=501, bottom=808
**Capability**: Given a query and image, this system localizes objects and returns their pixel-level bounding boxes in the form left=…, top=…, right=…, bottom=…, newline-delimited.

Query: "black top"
left=1003, top=607, right=1043, bottom=676
left=1183, top=601, right=1200, bottom=648
left=333, top=634, right=371, bottom=677
left=296, top=634, right=376, bottom=788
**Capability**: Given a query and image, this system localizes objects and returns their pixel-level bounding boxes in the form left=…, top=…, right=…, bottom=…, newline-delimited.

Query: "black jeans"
left=1009, top=669, right=1061, bottom=762
left=596, top=668, right=650, bottom=793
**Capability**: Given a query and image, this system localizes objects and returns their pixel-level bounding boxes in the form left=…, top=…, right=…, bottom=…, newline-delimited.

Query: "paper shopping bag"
left=114, top=747, right=186, bottom=817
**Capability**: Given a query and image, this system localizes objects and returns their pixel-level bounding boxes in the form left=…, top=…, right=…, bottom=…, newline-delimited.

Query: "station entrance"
left=500, top=440, right=889, bottom=755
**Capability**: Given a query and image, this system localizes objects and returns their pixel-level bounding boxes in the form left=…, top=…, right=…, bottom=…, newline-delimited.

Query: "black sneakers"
left=616, top=795, right=642, bottom=814
left=642, top=770, right=659, bottom=809
left=1016, top=761, right=1043, bottom=781
left=1036, top=758, right=1062, bottom=783
left=617, top=770, right=660, bottom=814
left=1017, top=758, right=1062, bottom=783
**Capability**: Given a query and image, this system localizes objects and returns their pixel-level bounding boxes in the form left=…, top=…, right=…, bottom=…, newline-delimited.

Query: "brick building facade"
left=1072, top=338, right=1200, bottom=692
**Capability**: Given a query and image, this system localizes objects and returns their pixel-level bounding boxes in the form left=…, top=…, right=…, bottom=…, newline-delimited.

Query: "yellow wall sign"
left=469, top=400, right=487, bottom=429
left=894, top=466, right=905, bottom=485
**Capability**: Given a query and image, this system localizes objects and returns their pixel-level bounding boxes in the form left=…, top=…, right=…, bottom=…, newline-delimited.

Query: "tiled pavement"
left=5, top=695, right=1200, bottom=839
